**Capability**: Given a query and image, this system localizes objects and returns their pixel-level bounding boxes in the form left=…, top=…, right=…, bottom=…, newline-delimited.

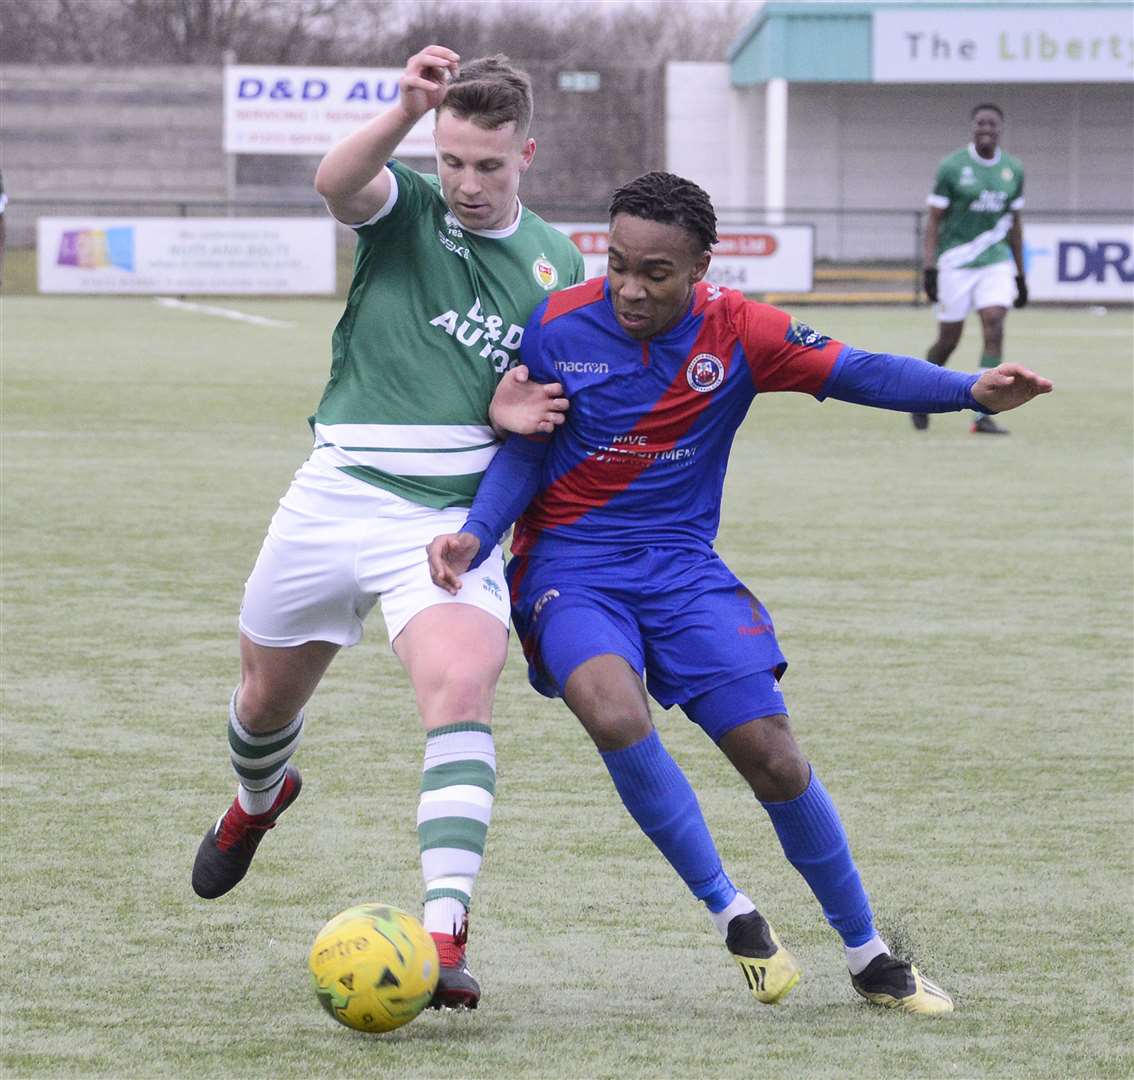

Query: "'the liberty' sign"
left=873, top=7, right=1134, bottom=83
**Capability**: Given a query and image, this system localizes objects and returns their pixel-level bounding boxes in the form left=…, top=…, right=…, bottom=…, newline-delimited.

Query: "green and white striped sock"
left=228, top=690, right=304, bottom=815
left=418, top=722, right=496, bottom=936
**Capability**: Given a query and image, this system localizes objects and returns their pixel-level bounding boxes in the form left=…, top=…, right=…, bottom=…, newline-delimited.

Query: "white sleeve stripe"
left=1010, top=197, right=1025, bottom=210
left=322, top=166, right=399, bottom=228
left=926, top=194, right=950, bottom=209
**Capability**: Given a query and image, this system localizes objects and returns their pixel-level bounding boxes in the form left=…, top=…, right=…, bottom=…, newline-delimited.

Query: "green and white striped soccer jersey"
left=311, top=159, right=585, bottom=509
left=927, top=144, right=1024, bottom=271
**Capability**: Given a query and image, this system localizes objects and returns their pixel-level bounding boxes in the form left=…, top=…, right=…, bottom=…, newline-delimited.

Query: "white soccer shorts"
left=239, top=458, right=511, bottom=649
left=936, top=261, right=1016, bottom=322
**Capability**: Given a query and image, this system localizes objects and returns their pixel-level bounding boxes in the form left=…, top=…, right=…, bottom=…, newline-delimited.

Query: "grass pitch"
left=2, top=295, right=1131, bottom=1078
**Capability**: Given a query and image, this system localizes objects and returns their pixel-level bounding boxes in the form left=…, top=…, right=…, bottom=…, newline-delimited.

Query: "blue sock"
left=761, top=768, right=876, bottom=946
left=600, top=730, right=737, bottom=913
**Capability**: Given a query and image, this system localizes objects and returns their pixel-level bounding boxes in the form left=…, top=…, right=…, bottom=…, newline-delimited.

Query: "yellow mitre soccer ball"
left=308, top=903, right=439, bottom=1033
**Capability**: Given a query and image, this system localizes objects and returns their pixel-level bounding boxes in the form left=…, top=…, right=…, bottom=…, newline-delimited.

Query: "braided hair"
left=608, top=171, right=719, bottom=252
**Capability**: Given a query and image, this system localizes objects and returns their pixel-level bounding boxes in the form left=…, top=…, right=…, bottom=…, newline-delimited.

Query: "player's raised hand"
left=489, top=364, right=569, bottom=436
left=971, top=362, right=1053, bottom=413
left=427, top=532, right=481, bottom=595
left=399, top=45, right=459, bottom=121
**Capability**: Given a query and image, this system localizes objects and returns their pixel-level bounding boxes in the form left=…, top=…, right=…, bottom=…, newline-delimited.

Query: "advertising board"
left=224, top=65, right=434, bottom=156
left=37, top=217, right=336, bottom=295
left=1024, top=222, right=1134, bottom=302
left=556, top=224, right=815, bottom=292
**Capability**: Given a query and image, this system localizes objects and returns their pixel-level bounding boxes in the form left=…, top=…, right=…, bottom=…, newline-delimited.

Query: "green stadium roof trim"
left=727, top=1, right=1134, bottom=85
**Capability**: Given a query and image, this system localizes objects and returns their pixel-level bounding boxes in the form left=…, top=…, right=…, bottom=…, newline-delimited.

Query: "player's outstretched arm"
left=425, top=431, right=549, bottom=588
left=971, top=363, right=1052, bottom=413
left=427, top=532, right=482, bottom=595
left=314, top=45, right=459, bottom=224
left=489, top=365, right=569, bottom=437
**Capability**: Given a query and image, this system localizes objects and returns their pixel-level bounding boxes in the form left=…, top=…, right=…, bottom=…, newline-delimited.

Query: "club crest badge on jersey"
left=784, top=318, right=829, bottom=350
left=686, top=353, right=725, bottom=393
left=533, top=255, right=558, bottom=290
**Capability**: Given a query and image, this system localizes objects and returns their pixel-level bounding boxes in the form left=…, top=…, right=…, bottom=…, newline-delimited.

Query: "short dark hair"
left=608, top=171, right=719, bottom=252
left=441, top=55, right=533, bottom=136
left=971, top=102, right=1004, bottom=120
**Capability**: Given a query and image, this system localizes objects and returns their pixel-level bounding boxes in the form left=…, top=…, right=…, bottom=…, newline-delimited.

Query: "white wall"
left=665, top=64, right=737, bottom=204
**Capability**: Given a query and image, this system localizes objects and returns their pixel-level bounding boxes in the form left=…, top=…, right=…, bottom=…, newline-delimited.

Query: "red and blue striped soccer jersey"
left=464, top=276, right=982, bottom=562
left=511, top=277, right=845, bottom=558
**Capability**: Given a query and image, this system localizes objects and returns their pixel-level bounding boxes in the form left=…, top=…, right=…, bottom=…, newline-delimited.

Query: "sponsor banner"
left=224, top=65, right=434, bottom=156
left=874, top=7, right=1134, bottom=83
left=555, top=224, right=814, bottom=292
left=37, top=217, right=336, bottom=295
left=1024, top=222, right=1134, bottom=302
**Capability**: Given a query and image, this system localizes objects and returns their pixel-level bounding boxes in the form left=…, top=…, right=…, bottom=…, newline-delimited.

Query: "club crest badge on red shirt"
left=687, top=353, right=725, bottom=393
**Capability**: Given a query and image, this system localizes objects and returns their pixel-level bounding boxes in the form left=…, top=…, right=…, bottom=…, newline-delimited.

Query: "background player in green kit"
left=191, top=45, right=585, bottom=1010
left=916, top=103, right=1027, bottom=434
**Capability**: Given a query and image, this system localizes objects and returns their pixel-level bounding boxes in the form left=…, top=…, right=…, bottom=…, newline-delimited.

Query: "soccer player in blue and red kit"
left=427, top=172, right=1052, bottom=1014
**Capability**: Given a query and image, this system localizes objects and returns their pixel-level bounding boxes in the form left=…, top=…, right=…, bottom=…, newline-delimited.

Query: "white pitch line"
left=155, top=297, right=295, bottom=328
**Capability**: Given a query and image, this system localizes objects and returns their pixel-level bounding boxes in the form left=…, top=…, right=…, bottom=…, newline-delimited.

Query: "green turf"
left=2, top=296, right=1131, bottom=1078
left=1, top=248, right=38, bottom=296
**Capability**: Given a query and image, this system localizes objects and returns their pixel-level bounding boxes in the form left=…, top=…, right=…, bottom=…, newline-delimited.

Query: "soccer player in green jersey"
left=191, top=45, right=585, bottom=1010
left=916, top=103, right=1027, bottom=434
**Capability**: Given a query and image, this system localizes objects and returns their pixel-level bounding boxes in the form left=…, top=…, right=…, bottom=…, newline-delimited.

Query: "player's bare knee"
left=234, top=680, right=301, bottom=733
left=580, top=711, right=652, bottom=752
left=758, top=713, right=805, bottom=761
left=419, top=665, right=497, bottom=728
left=759, top=745, right=810, bottom=800
left=563, top=654, right=649, bottom=750
left=721, top=713, right=808, bottom=800
left=930, top=324, right=963, bottom=360
left=934, top=334, right=955, bottom=354
left=981, top=318, right=1005, bottom=352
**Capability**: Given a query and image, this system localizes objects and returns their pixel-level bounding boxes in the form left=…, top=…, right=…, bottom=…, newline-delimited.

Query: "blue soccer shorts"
left=507, top=545, right=790, bottom=742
